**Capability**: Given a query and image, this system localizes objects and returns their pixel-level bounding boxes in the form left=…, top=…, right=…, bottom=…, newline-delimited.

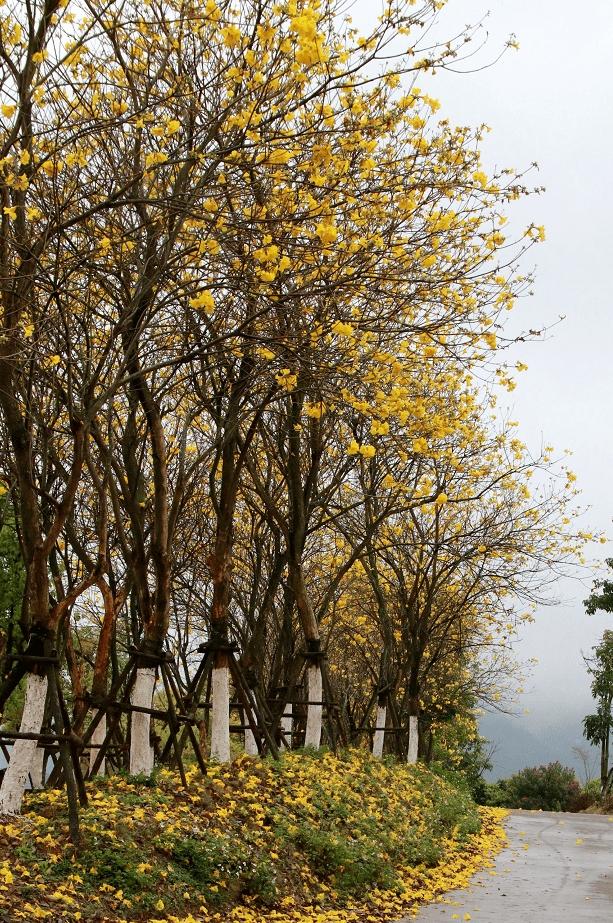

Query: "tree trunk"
left=84, top=578, right=125, bottom=776
left=0, top=672, right=47, bottom=813
left=289, top=563, right=322, bottom=748
left=123, top=321, right=173, bottom=776
left=206, top=480, right=235, bottom=764
left=244, top=723, right=258, bottom=756
left=129, top=667, right=156, bottom=776
left=210, top=652, right=231, bottom=763
left=407, top=715, right=419, bottom=764
left=372, top=701, right=387, bottom=759
left=304, top=660, right=323, bottom=749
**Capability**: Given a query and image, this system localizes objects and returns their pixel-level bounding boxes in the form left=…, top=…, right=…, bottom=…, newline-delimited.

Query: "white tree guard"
left=210, top=661, right=231, bottom=763
left=129, top=667, right=156, bottom=776
left=244, top=725, right=258, bottom=756
left=89, top=710, right=107, bottom=776
left=29, top=745, right=45, bottom=790
left=280, top=703, right=293, bottom=751
left=0, top=672, right=47, bottom=813
left=407, top=715, right=419, bottom=764
left=304, top=662, right=322, bottom=750
left=372, top=704, right=387, bottom=759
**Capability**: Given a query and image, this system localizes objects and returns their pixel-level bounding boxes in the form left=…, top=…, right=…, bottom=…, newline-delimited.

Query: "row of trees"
left=0, top=0, right=586, bottom=815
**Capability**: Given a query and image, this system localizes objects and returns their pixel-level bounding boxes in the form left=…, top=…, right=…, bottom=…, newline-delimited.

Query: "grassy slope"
left=0, top=750, right=508, bottom=922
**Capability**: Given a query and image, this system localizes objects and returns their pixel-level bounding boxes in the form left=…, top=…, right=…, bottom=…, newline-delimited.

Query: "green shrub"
left=582, top=778, right=602, bottom=800
left=503, top=762, right=580, bottom=811
left=475, top=779, right=509, bottom=807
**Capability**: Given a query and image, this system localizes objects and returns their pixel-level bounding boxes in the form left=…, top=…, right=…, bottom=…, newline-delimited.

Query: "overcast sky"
left=355, top=0, right=613, bottom=779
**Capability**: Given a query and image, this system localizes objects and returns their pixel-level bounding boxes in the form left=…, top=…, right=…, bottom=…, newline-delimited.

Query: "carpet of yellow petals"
left=0, top=751, right=508, bottom=923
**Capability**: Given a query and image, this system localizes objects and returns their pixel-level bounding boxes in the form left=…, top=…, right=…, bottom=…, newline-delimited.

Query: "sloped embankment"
left=0, top=750, right=508, bottom=921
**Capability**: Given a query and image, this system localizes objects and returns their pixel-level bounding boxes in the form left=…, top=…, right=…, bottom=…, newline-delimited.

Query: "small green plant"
left=170, top=834, right=279, bottom=906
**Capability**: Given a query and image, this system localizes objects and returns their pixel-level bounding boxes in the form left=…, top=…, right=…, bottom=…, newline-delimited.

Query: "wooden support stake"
left=160, top=663, right=187, bottom=788
left=230, top=654, right=279, bottom=760
left=47, top=664, right=80, bottom=845
left=162, top=662, right=208, bottom=776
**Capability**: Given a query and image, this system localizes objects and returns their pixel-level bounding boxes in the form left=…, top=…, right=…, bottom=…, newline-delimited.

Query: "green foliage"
left=584, top=559, right=613, bottom=615
left=585, top=631, right=613, bottom=701
left=474, top=779, right=509, bottom=807
left=428, top=706, right=494, bottom=803
left=271, top=752, right=481, bottom=902
left=582, top=630, right=613, bottom=792
left=582, top=631, right=613, bottom=745
left=1, top=673, right=27, bottom=729
left=502, top=762, right=580, bottom=811
left=0, top=512, right=32, bottom=728
left=584, top=709, right=612, bottom=747
left=581, top=779, right=602, bottom=801
left=427, top=761, right=472, bottom=796
left=42, top=844, right=163, bottom=910
left=82, top=847, right=162, bottom=899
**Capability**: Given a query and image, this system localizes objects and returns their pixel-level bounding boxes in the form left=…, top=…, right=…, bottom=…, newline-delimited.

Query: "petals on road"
left=400, top=810, right=613, bottom=922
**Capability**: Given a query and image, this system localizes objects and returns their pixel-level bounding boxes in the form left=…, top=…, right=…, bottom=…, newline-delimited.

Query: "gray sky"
left=356, top=0, right=613, bottom=779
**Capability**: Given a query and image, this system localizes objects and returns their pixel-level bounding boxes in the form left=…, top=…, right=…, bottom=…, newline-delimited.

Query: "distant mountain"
left=478, top=708, right=600, bottom=784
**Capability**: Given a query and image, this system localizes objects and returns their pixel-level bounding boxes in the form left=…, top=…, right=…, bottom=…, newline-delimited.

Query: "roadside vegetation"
left=0, top=750, right=507, bottom=922
left=477, top=761, right=613, bottom=814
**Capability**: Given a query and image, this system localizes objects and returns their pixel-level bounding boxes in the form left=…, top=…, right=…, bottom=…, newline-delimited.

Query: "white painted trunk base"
left=29, top=746, right=45, bottom=790
left=407, top=715, right=419, bottom=764
left=129, top=667, right=156, bottom=776
left=210, top=661, right=231, bottom=763
left=372, top=704, right=387, bottom=759
left=89, top=710, right=107, bottom=777
left=0, top=673, right=47, bottom=813
left=280, top=703, right=293, bottom=751
left=304, top=663, right=322, bottom=750
left=244, top=725, right=258, bottom=756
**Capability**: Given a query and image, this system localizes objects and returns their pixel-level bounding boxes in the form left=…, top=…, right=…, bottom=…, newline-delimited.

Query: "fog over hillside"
left=479, top=597, right=611, bottom=782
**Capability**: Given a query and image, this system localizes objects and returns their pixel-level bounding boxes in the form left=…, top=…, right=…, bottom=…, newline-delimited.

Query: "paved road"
left=400, top=810, right=613, bottom=922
